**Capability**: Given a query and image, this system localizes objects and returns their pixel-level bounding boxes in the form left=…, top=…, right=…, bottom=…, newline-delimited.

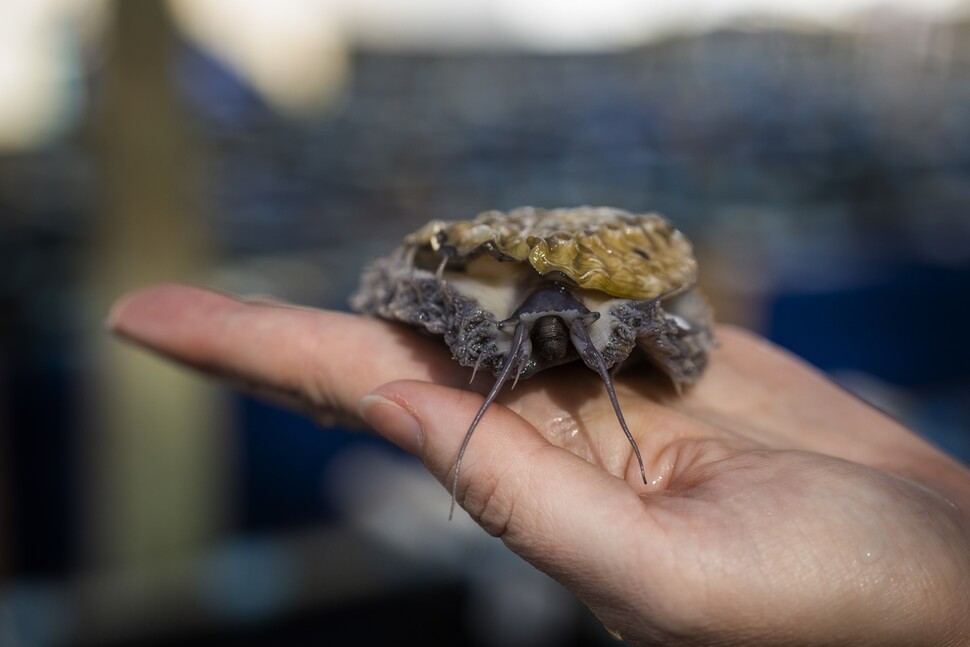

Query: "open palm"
left=110, top=284, right=970, bottom=646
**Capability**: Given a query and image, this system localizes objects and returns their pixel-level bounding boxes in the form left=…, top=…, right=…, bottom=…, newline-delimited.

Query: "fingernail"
left=104, top=294, right=132, bottom=334
left=359, top=394, right=423, bottom=455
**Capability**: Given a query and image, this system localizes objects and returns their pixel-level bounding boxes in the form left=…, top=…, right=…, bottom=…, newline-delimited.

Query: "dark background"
left=2, top=1, right=969, bottom=645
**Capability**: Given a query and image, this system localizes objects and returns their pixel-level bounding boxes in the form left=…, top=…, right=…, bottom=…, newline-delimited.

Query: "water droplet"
left=861, top=544, right=883, bottom=564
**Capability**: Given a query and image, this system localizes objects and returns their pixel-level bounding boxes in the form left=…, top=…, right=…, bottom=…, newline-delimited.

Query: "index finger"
left=107, top=283, right=469, bottom=422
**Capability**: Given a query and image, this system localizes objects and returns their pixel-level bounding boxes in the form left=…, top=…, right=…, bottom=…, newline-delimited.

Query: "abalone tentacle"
left=568, top=317, right=648, bottom=485
left=449, top=321, right=530, bottom=520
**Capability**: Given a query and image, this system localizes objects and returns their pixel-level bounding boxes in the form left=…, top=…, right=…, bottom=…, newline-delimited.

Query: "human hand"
left=108, top=284, right=970, bottom=646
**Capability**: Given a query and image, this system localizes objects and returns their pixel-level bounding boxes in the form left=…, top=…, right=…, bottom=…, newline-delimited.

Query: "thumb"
left=358, top=380, right=656, bottom=582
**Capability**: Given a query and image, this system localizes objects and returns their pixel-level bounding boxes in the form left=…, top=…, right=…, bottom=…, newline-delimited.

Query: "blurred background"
left=2, top=0, right=969, bottom=644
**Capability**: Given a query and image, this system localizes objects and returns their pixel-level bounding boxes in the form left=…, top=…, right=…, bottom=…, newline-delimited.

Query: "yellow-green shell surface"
left=406, top=206, right=697, bottom=301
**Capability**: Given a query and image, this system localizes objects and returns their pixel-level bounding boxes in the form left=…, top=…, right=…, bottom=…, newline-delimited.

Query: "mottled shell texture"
left=407, top=206, right=697, bottom=301
left=352, top=206, right=714, bottom=386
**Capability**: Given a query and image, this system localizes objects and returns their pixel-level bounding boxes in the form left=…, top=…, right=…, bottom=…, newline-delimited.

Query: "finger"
left=359, top=380, right=682, bottom=577
left=357, top=379, right=753, bottom=638
left=107, top=283, right=469, bottom=421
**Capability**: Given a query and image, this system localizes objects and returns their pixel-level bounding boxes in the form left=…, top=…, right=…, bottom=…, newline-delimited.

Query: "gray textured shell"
left=350, top=206, right=715, bottom=387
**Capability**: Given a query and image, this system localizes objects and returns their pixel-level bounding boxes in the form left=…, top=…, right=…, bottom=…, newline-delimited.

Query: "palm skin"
left=109, top=284, right=970, bottom=646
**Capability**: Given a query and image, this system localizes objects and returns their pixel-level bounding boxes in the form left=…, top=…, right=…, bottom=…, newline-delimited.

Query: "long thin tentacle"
left=568, top=318, right=648, bottom=485
left=450, top=321, right=530, bottom=519
left=510, top=336, right=532, bottom=391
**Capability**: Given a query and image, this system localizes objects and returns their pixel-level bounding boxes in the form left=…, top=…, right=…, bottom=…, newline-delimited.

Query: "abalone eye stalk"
left=450, top=321, right=530, bottom=519
left=449, top=309, right=649, bottom=519
left=568, top=318, right=648, bottom=487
